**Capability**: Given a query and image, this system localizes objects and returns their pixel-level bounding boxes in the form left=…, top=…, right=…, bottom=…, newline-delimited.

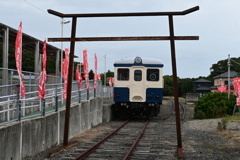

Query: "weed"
left=217, top=121, right=223, bottom=131
left=217, top=117, right=229, bottom=131
left=222, top=117, right=229, bottom=130
left=202, top=141, right=213, bottom=149
left=217, top=144, right=226, bottom=151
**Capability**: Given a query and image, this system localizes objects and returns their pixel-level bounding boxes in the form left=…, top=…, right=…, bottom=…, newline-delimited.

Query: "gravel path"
left=182, top=108, right=240, bottom=160
left=23, top=101, right=240, bottom=160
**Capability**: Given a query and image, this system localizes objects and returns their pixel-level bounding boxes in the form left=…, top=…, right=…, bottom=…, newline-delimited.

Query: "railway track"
left=163, top=98, right=186, bottom=121
left=49, top=99, right=185, bottom=160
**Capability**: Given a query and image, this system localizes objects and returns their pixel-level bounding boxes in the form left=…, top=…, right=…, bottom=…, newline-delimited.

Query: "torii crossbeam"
left=47, top=6, right=199, bottom=159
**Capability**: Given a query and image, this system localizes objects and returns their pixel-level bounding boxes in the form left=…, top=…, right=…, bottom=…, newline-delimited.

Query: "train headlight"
left=135, top=57, right=142, bottom=64
left=150, top=73, right=157, bottom=80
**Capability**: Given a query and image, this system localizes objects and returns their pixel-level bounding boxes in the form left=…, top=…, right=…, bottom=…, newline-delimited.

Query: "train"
left=113, top=56, right=164, bottom=117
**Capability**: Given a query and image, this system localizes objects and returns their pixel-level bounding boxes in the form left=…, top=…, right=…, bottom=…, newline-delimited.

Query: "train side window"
left=147, top=69, right=159, bottom=81
left=134, top=70, right=142, bottom=81
left=117, top=68, right=129, bottom=80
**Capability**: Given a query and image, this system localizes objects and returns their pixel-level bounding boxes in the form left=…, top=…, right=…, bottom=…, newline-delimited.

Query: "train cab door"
left=129, top=67, right=146, bottom=102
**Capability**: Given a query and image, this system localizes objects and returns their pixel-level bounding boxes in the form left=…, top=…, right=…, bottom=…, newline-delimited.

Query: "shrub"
left=194, top=92, right=237, bottom=119
left=194, top=110, right=207, bottom=119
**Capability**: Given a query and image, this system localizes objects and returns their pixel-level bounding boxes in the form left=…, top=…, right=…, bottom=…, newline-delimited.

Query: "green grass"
left=225, top=114, right=240, bottom=123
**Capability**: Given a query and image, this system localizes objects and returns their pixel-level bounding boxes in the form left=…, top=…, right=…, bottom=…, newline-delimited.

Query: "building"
left=210, top=70, right=237, bottom=93
left=0, top=22, right=78, bottom=85
left=193, top=78, right=213, bottom=95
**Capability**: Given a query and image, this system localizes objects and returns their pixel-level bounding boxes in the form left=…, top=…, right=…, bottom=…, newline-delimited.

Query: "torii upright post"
left=47, top=6, right=199, bottom=158
left=169, top=14, right=183, bottom=157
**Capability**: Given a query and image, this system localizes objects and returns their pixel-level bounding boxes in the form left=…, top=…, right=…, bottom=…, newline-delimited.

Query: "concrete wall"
left=102, top=104, right=114, bottom=122
left=186, top=93, right=199, bottom=104
left=0, top=122, right=21, bottom=160
left=0, top=97, right=107, bottom=160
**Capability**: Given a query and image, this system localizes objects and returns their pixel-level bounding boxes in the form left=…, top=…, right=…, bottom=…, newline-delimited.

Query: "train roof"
left=114, top=57, right=164, bottom=67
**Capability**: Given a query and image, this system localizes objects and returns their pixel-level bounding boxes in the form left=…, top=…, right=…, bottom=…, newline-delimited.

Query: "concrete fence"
left=0, top=97, right=113, bottom=160
left=185, top=93, right=200, bottom=104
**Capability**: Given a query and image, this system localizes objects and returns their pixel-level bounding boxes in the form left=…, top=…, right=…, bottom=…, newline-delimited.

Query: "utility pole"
left=61, top=18, right=70, bottom=83
left=104, top=54, right=106, bottom=97
left=104, top=54, right=106, bottom=86
left=228, top=54, right=230, bottom=102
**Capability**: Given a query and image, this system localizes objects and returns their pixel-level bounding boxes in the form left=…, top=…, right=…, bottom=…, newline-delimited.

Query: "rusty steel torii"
left=47, top=6, right=199, bottom=158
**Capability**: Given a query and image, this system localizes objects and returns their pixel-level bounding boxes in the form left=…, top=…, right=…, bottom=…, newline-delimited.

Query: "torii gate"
left=47, top=6, right=199, bottom=158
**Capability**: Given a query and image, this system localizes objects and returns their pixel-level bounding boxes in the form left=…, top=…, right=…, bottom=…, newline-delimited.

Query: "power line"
left=230, top=58, right=240, bottom=66
left=22, top=1, right=100, bottom=62
left=50, top=17, right=98, bottom=59
left=23, top=0, right=48, bottom=14
left=22, top=1, right=103, bottom=72
left=78, top=42, right=97, bottom=56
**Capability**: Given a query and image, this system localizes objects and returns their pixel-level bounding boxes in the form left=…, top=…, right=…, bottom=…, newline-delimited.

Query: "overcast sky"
left=1, top=1, right=240, bottom=78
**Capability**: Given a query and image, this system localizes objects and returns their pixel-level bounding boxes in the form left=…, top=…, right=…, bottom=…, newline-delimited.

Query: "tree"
left=101, top=70, right=114, bottom=85
left=178, top=78, right=193, bottom=97
left=106, top=70, right=114, bottom=77
left=209, top=57, right=240, bottom=78
left=89, top=70, right=94, bottom=80
left=163, top=76, right=196, bottom=97
left=163, top=75, right=174, bottom=96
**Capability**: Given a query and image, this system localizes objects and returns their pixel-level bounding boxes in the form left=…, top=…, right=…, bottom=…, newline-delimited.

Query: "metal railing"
left=0, top=68, right=113, bottom=126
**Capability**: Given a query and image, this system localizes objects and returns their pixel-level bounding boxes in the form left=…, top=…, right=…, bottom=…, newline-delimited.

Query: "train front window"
left=117, top=68, right=129, bottom=80
left=147, top=69, right=159, bottom=81
left=134, top=70, right=142, bottom=81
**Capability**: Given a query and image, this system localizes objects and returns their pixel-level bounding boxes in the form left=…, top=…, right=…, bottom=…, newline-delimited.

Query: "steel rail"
left=163, top=98, right=185, bottom=121
left=48, top=140, right=78, bottom=157
left=163, top=98, right=175, bottom=120
left=122, top=120, right=149, bottom=160
left=74, top=120, right=129, bottom=160
left=180, top=103, right=186, bottom=121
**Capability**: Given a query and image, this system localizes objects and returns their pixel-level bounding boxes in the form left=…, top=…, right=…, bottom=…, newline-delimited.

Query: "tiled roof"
left=213, top=70, right=237, bottom=79
left=196, top=86, right=211, bottom=91
left=194, top=78, right=212, bottom=83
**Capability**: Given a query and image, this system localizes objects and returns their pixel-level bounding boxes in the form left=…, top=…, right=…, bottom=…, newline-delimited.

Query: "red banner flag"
left=38, top=40, right=47, bottom=98
left=15, top=22, right=26, bottom=98
left=109, top=78, right=112, bottom=87
left=94, top=53, right=98, bottom=89
left=97, top=73, right=101, bottom=80
left=107, top=77, right=114, bottom=87
left=217, top=82, right=226, bottom=92
left=63, top=48, right=69, bottom=99
left=233, top=78, right=240, bottom=105
left=233, top=78, right=237, bottom=93
left=83, top=50, right=90, bottom=89
left=62, top=58, right=65, bottom=78
left=111, top=77, right=114, bottom=84
left=62, top=49, right=69, bottom=78
left=76, top=65, right=82, bottom=87
left=42, top=40, right=47, bottom=71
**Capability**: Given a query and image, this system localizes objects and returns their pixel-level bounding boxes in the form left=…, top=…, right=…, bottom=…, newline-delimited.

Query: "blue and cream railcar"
left=113, top=56, right=164, bottom=117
